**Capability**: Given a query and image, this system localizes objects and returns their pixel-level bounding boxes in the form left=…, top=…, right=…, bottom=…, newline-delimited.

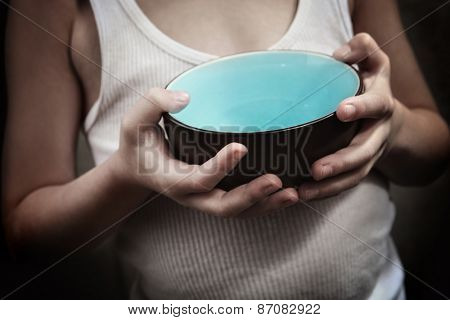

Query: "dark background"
left=0, top=0, right=449, bottom=299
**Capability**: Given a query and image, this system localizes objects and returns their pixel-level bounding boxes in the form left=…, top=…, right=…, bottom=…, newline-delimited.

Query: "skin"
left=2, top=0, right=449, bottom=256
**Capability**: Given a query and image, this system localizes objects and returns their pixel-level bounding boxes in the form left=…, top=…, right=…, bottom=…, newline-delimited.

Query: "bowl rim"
left=163, top=49, right=364, bottom=135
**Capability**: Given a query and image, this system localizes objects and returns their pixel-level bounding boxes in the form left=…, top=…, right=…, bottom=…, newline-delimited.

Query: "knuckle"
left=345, top=175, right=362, bottom=190
left=144, top=88, right=165, bottom=108
left=172, top=180, right=190, bottom=194
left=382, top=95, right=394, bottom=115
left=191, top=180, right=212, bottom=193
left=332, top=158, right=347, bottom=173
left=358, top=165, right=371, bottom=180
left=361, top=146, right=376, bottom=162
left=376, top=95, right=388, bottom=113
left=310, top=188, right=322, bottom=200
left=356, top=32, right=375, bottom=47
left=217, top=205, right=233, bottom=218
left=381, top=52, right=391, bottom=67
left=144, top=88, right=160, bottom=101
left=349, top=177, right=360, bottom=189
left=244, top=185, right=262, bottom=204
left=312, top=162, right=327, bottom=178
left=189, top=178, right=212, bottom=193
left=382, top=101, right=391, bottom=116
left=379, top=52, right=391, bottom=74
left=120, top=115, right=137, bottom=140
left=355, top=98, right=366, bottom=114
left=370, top=93, right=388, bottom=115
left=372, top=94, right=391, bottom=117
left=164, top=189, right=178, bottom=199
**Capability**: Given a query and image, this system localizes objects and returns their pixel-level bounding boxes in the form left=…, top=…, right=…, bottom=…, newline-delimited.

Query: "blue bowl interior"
left=167, top=51, right=360, bottom=133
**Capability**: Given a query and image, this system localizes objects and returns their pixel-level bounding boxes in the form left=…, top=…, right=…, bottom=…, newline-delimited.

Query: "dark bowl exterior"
left=163, top=113, right=359, bottom=191
left=163, top=51, right=363, bottom=191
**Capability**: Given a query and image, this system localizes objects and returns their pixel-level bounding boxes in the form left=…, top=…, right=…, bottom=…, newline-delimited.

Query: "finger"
left=336, top=92, right=393, bottom=122
left=181, top=174, right=284, bottom=217
left=181, top=143, right=249, bottom=192
left=124, top=88, right=190, bottom=126
left=311, top=120, right=388, bottom=181
left=299, top=156, right=379, bottom=201
left=333, top=33, right=390, bottom=73
left=241, top=188, right=299, bottom=218
left=151, top=142, right=247, bottom=195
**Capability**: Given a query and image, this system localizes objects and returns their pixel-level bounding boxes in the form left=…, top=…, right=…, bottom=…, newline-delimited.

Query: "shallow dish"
left=163, top=50, right=362, bottom=190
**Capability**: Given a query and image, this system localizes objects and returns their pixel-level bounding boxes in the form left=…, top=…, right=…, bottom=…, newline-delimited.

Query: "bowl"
left=163, top=50, right=362, bottom=190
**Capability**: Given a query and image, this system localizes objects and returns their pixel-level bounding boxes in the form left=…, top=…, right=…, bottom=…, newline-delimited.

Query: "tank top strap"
left=336, top=0, right=354, bottom=40
left=283, top=0, right=354, bottom=54
left=86, top=0, right=133, bottom=131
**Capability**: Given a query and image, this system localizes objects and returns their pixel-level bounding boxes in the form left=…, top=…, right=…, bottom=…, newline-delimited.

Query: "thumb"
left=128, top=88, right=190, bottom=125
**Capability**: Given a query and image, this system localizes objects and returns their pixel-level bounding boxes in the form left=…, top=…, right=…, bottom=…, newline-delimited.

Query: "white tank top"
left=86, top=0, right=403, bottom=299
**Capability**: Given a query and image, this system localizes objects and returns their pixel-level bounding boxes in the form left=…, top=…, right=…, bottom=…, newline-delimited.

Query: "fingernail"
left=283, top=197, right=297, bottom=206
left=172, top=91, right=190, bottom=109
left=284, top=190, right=299, bottom=204
left=264, top=183, right=280, bottom=195
left=231, top=143, right=248, bottom=159
left=334, top=45, right=351, bottom=59
left=342, top=104, right=356, bottom=121
left=282, top=199, right=297, bottom=207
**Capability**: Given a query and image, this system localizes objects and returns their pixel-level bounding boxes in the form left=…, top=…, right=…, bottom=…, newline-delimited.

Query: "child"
left=3, top=0, right=449, bottom=299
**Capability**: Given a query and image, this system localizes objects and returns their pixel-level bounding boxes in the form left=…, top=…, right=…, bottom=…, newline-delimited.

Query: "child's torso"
left=76, top=0, right=402, bottom=299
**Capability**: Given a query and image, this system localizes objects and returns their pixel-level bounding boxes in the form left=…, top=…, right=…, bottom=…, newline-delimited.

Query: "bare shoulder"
left=6, top=0, right=80, bottom=82
left=8, top=0, right=78, bottom=33
left=71, top=0, right=102, bottom=113
left=8, top=0, right=100, bottom=113
left=9, top=0, right=77, bottom=14
left=6, top=0, right=78, bottom=61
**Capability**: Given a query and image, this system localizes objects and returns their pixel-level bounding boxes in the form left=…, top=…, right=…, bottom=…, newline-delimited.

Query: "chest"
left=71, top=0, right=353, bottom=116
left=72, top=0, right=298, bottom=112
left=137, top=0, right=298, bottom=56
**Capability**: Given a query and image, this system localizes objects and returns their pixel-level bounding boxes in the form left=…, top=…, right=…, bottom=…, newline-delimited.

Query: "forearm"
left=376, top=99, right=450, bottom=185
left=5, top=153, right=152, bottom=257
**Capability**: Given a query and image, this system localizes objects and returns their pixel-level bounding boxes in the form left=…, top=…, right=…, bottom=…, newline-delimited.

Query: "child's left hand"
left=298, top=33, right=404, bottom=201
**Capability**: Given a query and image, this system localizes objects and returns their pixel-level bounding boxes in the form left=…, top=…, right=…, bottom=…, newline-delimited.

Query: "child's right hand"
left=111, top=88, right=299, bottom=217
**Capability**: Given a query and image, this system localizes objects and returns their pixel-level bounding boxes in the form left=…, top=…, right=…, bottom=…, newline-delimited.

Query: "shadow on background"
left=391, top=0, right=450, bottom=299
left=0, top=0, right=449, bottom=299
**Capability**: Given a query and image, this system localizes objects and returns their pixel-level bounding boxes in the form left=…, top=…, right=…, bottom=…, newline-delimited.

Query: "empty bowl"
left=163, top=50, right=362, bottom=190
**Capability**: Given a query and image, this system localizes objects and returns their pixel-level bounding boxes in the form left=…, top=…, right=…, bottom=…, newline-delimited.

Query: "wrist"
left=382, top=98, right=408, bottom=159
left=108, top=151, right=156, bottom=199
left=106, top=150, right=147, bottom=191
left=374, top=98, right=408, bottom=175
left=374, top=100, right=449, bottom=184
left=390, top=98, right=407, bottom=143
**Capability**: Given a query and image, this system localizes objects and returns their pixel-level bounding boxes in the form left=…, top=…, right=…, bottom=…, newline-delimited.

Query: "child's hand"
left=298, top=33, right=404, bottom=201
left=112, top=88, right=299, bottom=217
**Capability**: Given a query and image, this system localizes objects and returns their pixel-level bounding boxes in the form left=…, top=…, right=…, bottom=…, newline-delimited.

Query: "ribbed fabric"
left=86, top=0, right=403, bottom=299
